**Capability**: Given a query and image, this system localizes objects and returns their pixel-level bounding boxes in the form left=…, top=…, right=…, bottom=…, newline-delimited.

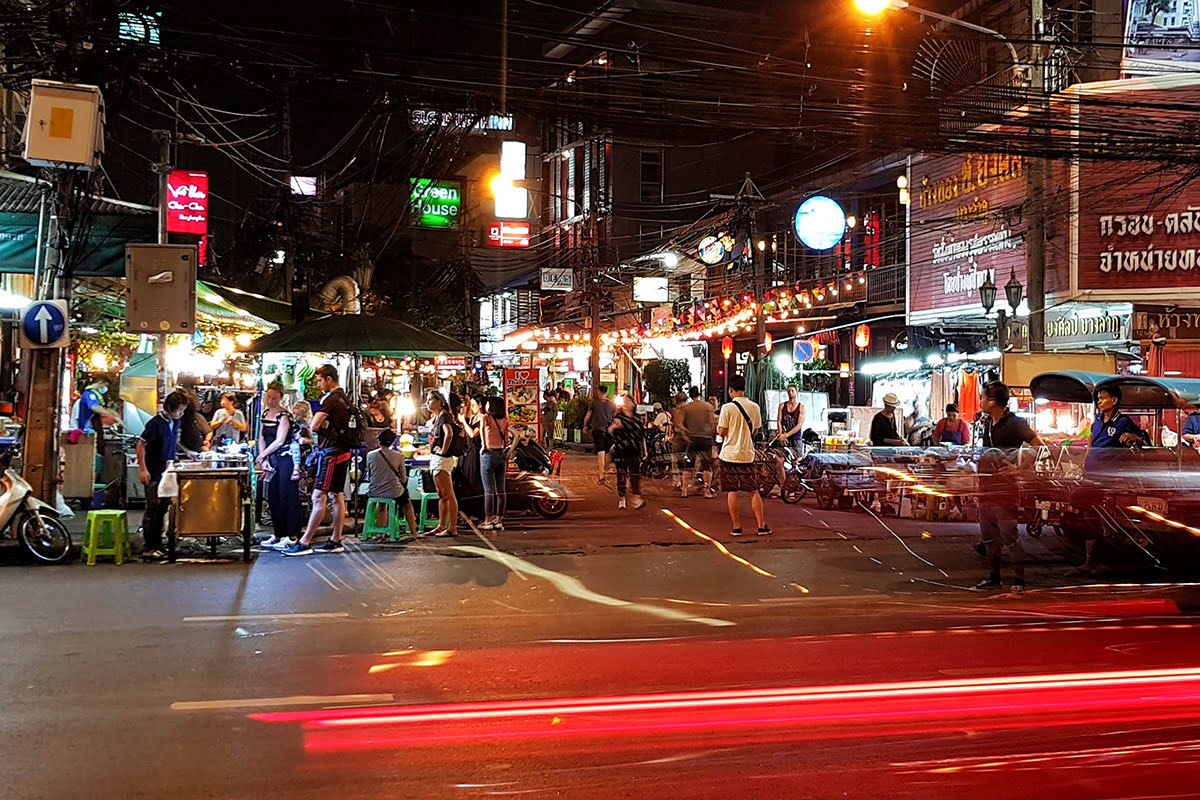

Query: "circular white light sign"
left=793, top=196, right=846, bottom=251
left=698, top=235, right=726, bottom=265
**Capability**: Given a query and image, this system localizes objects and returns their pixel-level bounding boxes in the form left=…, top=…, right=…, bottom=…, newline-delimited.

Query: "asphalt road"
left=3, top=455, right=1199, bottom=799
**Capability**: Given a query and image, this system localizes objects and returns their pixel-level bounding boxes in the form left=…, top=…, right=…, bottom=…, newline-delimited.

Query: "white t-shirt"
left=718, top=397, right=761, bottom=463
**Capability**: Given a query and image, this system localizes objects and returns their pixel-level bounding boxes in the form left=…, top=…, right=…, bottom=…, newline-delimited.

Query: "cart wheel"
left=780, top=477, right=807, bottom=505
left=1027, top=520, right=1044, bottom=539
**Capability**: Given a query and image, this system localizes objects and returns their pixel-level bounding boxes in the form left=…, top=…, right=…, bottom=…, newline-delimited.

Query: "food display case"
left=167, top=453, right=253, bottom=563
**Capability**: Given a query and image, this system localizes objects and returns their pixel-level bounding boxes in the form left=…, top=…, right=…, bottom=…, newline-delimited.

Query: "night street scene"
left=9, top=0, right=1200, bottom=797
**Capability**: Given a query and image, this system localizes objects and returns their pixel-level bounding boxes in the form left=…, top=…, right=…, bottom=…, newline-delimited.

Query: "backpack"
left=335, top=396, right=368, bottom=450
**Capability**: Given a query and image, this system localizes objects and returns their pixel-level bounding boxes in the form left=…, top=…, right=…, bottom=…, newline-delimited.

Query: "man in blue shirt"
left=136, top=391, right=188, bottom=560
left=76, top=378, right=117, bottom=434
left=1078, top=386, right=1150, bottom=572
left=1182, top=399, right=1200, bottom=447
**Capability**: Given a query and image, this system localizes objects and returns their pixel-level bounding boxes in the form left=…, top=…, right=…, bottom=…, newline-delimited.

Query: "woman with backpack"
left=424, top=390, right=459, bottom=537
left=256, top=382, right=302, bottom=550
left=479, top=396, right=511, bottom=531
left=608, top=396, right=646, bottom=510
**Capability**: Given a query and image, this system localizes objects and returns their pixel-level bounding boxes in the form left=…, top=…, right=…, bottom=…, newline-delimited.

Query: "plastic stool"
left=83, top=510, right=132, bottom=565
left=416, top=492, right=439, bottom=533
left=363, top=498, right=398, bottom=540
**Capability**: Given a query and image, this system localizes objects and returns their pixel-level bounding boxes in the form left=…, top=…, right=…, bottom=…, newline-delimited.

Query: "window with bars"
left=640, top=149, right=663, bottom=204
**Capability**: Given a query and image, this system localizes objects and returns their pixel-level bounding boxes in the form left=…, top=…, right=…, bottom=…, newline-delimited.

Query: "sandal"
left=434, top=529, right=456, bottom=537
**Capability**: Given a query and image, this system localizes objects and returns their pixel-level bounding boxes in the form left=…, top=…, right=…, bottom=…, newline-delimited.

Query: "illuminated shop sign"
left=165, top=170, right=208, bottom=235
left=487, top=221, right=531, bottom=248
left=410, top=178, right=462, bottom=230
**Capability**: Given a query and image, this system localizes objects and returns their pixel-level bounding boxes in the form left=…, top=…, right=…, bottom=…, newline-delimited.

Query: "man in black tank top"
left=774, top=385, right=806, bottom=490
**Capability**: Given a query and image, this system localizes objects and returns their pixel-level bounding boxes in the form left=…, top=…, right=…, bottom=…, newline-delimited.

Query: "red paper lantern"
left=763, top=332, right=774, bottom=353
left=721, top=336, right=734, bottom=360
left=855, top=324, right=870, bottom=350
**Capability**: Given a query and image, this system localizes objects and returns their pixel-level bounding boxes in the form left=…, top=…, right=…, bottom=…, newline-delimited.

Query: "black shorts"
left=314, top=449, right=351, bottom=495
left=592, top=430, right=611, bottom=453
left=687, top=436, right=714, bottom=471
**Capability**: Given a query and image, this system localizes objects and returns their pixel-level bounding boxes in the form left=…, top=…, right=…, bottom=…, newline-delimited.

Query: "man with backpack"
left=283, top=364, right=360, bottom=555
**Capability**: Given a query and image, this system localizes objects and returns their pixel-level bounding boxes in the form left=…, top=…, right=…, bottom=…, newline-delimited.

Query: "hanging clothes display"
left=930, top=369, right=953, bottom=419
left=958, top=368, right=980, bottom=422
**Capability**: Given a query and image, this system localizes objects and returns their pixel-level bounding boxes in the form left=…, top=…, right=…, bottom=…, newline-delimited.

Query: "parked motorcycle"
left=0, top=465, right=72, bottom=563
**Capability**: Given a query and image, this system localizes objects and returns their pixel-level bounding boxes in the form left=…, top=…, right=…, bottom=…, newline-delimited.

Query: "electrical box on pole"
left=22, top=80, right=105, bottom=170
left=125, top=244, right=197, bottom=334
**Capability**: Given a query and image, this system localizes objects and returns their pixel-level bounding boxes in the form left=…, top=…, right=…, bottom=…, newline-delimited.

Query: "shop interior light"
left=926, top=353, right=945, bottom=366
left=773, top=352, right=793, bottom=373
left=859, top=357, right=922, bottom=375
left=0, top=289, right=31, bottom=310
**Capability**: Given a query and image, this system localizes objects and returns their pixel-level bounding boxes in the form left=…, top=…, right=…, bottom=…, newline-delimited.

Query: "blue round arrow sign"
left=793, top=339, right=815, bottom=364
left=22, top=301, right=67, bottom=346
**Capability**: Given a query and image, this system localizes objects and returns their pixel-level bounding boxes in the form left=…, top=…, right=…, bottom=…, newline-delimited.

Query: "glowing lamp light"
left=793, top=195, right=847, bottom=251
left=855, top=324, right=871, bottom=350
left=721, top=336, right=734, bottom=360
left=855, top=0, right=893, bottom=14
left=839, top=362, right=851, bottom=379
left=763, top=332, right=774, bottom=353
left=89, top=352, right=109, bottom=371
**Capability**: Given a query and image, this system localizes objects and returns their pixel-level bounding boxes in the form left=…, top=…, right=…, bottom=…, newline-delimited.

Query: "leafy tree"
left=643, top=359, right=692, bottom=404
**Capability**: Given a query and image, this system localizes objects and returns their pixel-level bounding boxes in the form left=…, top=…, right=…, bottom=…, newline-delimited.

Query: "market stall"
left=167, top=454, right=254, bottom=563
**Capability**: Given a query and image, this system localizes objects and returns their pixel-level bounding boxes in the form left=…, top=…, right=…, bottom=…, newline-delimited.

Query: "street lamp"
left=1004, top=268, right=1024, bottom=311
left=979, top=269, right=1025, bottom=349
left=853, top=0, right=1023, bottom=82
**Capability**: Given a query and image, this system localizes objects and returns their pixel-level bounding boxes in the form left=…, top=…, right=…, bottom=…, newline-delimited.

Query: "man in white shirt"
left=716, top=375, right=770, bottom=537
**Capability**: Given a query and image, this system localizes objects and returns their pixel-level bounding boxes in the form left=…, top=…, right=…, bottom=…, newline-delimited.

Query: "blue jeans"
left=481, top=449, right=508, bottom=520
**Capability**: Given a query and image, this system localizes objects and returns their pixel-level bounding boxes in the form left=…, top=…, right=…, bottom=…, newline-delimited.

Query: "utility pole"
left=1026, top=0, right=1046, bottom=352
left=711, top=173, right=767, bottom=396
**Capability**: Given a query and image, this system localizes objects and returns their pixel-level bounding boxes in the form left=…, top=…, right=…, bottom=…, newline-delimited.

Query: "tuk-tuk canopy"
left=1096, top=376, right=1200, bottom=411
left=1031, top=371, right=1200, bottom=410
left=1028, top=371, right=1112, bottom=404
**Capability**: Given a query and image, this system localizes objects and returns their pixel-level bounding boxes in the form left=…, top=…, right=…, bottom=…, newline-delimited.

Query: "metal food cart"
left=167, top=455, right=254, bottom=563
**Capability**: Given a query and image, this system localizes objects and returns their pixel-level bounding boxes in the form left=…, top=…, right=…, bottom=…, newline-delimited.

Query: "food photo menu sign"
left=503, top=368, right=541, bottom=442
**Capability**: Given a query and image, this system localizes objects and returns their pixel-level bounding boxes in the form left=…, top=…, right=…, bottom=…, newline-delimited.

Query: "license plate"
left=1137, top=496, right=1168, bottom=515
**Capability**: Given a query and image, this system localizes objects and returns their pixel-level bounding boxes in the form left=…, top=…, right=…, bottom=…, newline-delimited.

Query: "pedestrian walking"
left=680, top=386, right=717, bottom=498
left=584, top=385, right=616, bottom=484
left=541, top=389, right=558, bottom=451
left=425, top=390, right=460, bottom=537
left=256, top=382, right=301, bottom=551
left=976, top=381, right=1043, bottom=591
left=284, top=365, right=353, bottom=555
left=364, top=428, right=417, bottom=537
left=609, top=397, right=646, bottom=509
left=479, top=396, right=511, bottom=531
left=135, top=390, right=188, bottom=560
left=774, top=385, right=806, bottom=489
left=717, top=375, right=769, bottom=536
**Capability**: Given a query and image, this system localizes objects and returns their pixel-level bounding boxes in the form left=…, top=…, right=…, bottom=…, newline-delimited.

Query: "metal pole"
left=500, top=0, right=509, bottom=115
left=1026, top=0, right=1046, bottom=352
left=156, top=132, right=171, bottom=406
left=33, top=188, right=46, bottom=299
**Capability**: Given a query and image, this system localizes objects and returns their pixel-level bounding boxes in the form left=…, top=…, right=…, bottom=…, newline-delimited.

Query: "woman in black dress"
left=455, top=394, right=485, bottom=520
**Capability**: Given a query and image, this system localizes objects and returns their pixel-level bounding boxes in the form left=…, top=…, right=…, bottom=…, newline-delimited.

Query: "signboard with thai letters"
left=1069, top=77, right=1200, bottom=302
left=908, top=150, right=1028, bottom=325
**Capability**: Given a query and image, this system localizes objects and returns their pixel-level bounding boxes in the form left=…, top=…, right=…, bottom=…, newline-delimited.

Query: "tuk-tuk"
left=1029, top=371, right=1200, bottom=570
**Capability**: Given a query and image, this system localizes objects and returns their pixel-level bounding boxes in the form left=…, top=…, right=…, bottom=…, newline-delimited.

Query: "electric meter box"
left=125, top=244, right=197, bottom=334
left=22, top=79, right=105, bottom=169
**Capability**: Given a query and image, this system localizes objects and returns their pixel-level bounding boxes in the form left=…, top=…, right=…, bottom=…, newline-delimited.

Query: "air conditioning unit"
left=22, top=79, right=105, bottom=169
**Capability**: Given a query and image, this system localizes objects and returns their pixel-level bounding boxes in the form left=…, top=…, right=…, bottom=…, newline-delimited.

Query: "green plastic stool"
left=363, top=498, right=398, bottom=540
left=416, top=492, right=439, bottom=533
left=83, top=510, right=132, bottom=565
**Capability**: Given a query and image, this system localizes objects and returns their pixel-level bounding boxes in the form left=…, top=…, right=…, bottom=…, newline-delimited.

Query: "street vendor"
left=933, top=404, right=971, bottom=446
left=1181, top=394, right=1200, bottom=448
left=76, top=377, right=118, bottom=435
left=869, top=393, right=907, bottom=447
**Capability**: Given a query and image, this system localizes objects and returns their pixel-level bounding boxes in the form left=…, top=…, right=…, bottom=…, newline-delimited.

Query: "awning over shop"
left=200, top=282, right=316, bottom=327
left=0, top=171, right=156, bottom=277
left=196, top=282, right=279, bottom=331
left=241, top=314, right=477, bottom=358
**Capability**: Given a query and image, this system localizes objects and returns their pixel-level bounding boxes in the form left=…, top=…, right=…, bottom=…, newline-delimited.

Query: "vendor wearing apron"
left=933, top=404, right=970, bottom=445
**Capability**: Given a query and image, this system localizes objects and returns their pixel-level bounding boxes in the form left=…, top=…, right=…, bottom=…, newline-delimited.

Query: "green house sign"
left=410, top=178, right=462, bottom=230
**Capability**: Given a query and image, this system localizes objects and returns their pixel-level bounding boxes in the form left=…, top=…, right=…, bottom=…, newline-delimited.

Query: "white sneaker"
left=269, top=536, right=295, bottom=551
left=618, top=498, right=627, bottom=509
left=630, top=495, right=646, bottom=510
left=257, top=536, right=281, bottom=550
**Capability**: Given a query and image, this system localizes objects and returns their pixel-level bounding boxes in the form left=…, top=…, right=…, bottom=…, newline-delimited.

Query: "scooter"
left=0, top=467, right=72, bottom=563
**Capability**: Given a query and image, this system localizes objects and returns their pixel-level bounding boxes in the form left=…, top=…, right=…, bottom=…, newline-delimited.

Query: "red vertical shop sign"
left=165, top=170, right=209, bottom=234
left=503, top=368, right=541, bottom=443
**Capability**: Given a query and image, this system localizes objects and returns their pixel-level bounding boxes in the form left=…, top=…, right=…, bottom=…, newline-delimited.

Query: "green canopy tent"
left=241, top=314, right=476, bottom=358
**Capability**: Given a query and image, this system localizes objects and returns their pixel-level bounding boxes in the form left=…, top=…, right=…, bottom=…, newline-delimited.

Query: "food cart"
left=1028, top=371, right=1200, bottom=569
left=167, top=453, right=254, bottom=563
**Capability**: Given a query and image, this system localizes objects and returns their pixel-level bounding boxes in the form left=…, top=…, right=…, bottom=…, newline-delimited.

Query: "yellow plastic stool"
left=363, top=498, right=398, bottom=540
left=83, top=510, right=132, bottom=565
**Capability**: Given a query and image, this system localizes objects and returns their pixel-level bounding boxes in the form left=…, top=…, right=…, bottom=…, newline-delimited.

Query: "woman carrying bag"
left=479, top=396, right=511, bottom=531
left=256, top=383, right=301, bottom=550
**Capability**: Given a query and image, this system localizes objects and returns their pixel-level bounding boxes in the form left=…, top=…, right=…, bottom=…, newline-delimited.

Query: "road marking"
left=307, top=563, right=341, bottom=591
left=182, top=613, right=351, bottom=622
left=661, top=508, right=809, bottom=593
left=171, top=693, right=393, bottom=712
left=452, top=545, right=735, bottom=628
